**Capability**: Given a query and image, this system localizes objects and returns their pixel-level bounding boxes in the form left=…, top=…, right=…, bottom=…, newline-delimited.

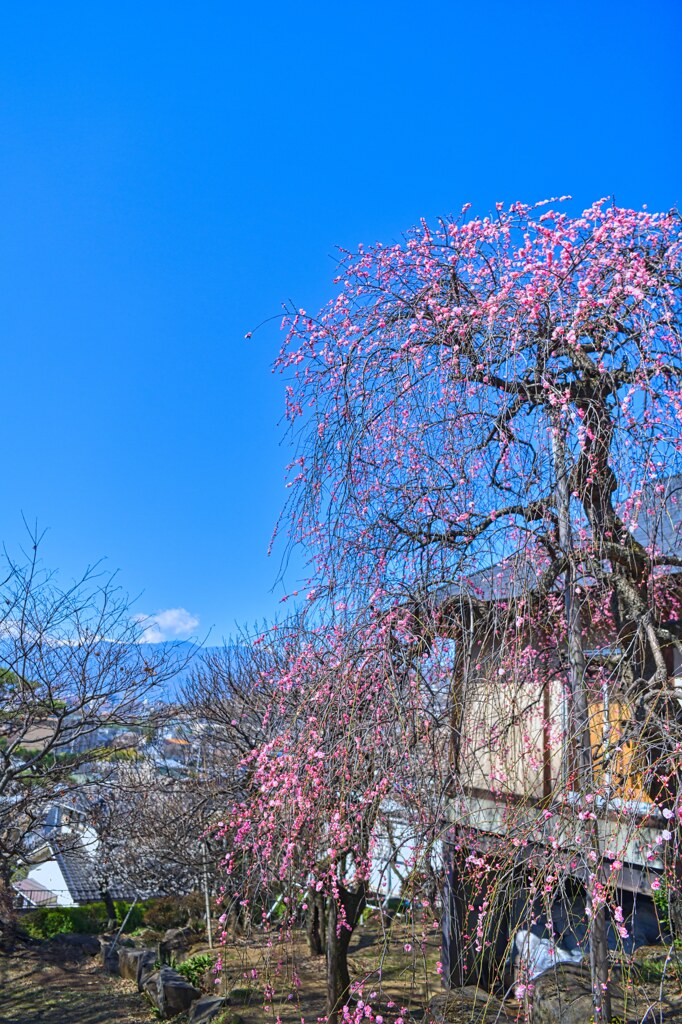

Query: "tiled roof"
left=50, top=834, right=137, bottom=903
left=51, top=835, right=102, bottom=903
left=12, top=878, right=58, bottom=907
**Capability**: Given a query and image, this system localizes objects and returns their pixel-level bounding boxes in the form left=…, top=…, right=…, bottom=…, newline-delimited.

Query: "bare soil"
left=0, top=942, right=146, bottom=1024
left=206, top=917, right=517, bottom=1023
left=5, top=932, right=682, bottom=1024
left=0, top=919, right=502, bottom=1024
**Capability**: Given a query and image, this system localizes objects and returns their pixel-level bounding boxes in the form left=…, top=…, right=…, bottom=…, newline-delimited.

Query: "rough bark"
left=554, top=425, right=612, bottom=1023
left=306, top=890, right=325, bottom=956
left=101, top=888, right=117, bottom=926
left=0, top=863, right=17, bottom=953
left=326, top=881, right=366, bottom=1024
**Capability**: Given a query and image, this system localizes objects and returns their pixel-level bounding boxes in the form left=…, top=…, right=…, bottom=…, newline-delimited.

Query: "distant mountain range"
left=0, top=636, right=223, bottom=705
left=135, top=640, right=219, bottom=701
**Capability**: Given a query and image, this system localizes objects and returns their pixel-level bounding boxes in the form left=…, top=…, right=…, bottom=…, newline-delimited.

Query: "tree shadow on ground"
left=0, top=945, right=148, bottom=1024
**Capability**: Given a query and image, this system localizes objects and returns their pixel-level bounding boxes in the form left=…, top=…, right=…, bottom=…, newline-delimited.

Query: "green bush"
left=152, top=953, right=215, bottom=991
left=114, top=900, right=146, bottom=931
left=143, top=893, right=204, bottom=931
left=143, top=896, right=186, bottom=931
left=24, top=894, right=208, bottom=940
left=174, top=953, right=215, bottom=989
left=23, top=899, right=149, bottom=939
left=24, top=903, right=108, bottom=938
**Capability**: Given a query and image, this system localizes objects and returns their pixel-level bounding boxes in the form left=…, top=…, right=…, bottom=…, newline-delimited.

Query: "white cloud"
left=135, top=607, right=200, bottom=644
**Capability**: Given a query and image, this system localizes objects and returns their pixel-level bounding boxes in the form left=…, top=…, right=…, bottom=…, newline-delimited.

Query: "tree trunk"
left=307, top=891, right=325, bottom=956
left=443, top=849, right=467, bottom=988
left=101, top=888, right=117, bottom=926
left=326, top=881, right=366, bottom=1024
left=326, top=897, right=352, bottom=1024
left=0, top=863, right=17, bottom=953
left=553, top=424, right=612, bottom=1023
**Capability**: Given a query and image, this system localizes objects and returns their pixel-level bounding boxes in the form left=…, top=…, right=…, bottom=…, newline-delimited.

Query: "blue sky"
left=0, top=1, right=680, bottom=642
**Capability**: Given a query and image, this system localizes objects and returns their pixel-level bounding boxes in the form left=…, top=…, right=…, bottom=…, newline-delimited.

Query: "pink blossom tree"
left=217, top=615, right=450, bottom=1022
left=230, top=199, right=682, bottom=1023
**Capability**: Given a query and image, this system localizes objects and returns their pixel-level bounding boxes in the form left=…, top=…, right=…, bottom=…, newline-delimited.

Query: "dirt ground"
left=201, top=918, right=517, bottom=1023
left=0, top=919, right=512, bottom=1024
left=0, top=943, right=148, bottom=1024
left=6, top=925, right=682, bottom=1024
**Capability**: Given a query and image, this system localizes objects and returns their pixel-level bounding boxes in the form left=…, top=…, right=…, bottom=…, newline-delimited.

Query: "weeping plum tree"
left=217, top=617, right=451, bottom=1023
left=229, top=199, right=682, bottom=1022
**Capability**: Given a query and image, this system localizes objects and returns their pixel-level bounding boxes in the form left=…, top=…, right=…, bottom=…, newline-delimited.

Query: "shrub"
left=143, top=896, right=187, bottom=931
left=23, top=899, right=149, bottom=938
left=152, top=953, right=215, bottom=991
left=24, top=903, right=108, bottom=938
left=114, top=900, right=146, bottom=931
left=174, top=952, right=215, bottom=989
left=143, top=893, right=205, bottom=931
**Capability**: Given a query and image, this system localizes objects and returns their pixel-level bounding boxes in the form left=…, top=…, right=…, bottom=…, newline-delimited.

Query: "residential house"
left=438, top=478, right=682, bottom=987
left=13, top=800, right=134, bottom=909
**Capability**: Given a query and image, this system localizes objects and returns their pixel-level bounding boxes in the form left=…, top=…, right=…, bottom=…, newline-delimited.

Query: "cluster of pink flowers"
left=220, top=199, right=682, bottom=1018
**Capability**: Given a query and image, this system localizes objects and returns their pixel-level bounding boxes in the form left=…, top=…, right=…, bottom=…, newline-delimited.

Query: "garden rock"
left=49, top=932, right=100, bottom=957
left=99, top=939, right=120, bottom=973
left=118, top=947, right=157, bottom=985
left=143, top=966, right=201, bottom=1018
left=632, top=942, right=676, bottom=972
left=117, top=947, right=140, bottom=981
left=429, top=989, right=507, bottom=1022
left=188, top=995, right=228, bottom=1024
left=530, top=963, right=626, bottom=1024
left=159, top=926, right=192, bottom=963
left=136, top=949, right=159, bottom=991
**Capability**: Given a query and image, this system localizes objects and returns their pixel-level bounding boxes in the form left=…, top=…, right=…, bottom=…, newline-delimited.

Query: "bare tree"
left=0, top=532, right=181, bottom=948
left=88, top=763, right=220, bottom=904
left=182, top=639, right=279, bottom=793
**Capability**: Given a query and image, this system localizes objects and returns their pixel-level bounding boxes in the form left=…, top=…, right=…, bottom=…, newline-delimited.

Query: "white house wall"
left=25, top=860, right=75, bottom=907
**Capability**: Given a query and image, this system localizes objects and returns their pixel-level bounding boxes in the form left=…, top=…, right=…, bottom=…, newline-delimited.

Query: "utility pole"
left=202, top=840, right=213, bottom=949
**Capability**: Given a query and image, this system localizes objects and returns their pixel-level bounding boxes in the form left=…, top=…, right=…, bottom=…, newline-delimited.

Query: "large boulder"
left=143, top=966, right=201, bottom=1019
left=530, top=963, right=626, bottom=1024
left=188, top=996, right=228, bottom=1024
left=118, top=947, right=158, bottom=987
left=158, top=926, right=193, bottom=964
left=49, top=932, right=100, bottom=957
left=136, top=949, right=160, bottom=992
left=430, top=989, right=508, bottom=1021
